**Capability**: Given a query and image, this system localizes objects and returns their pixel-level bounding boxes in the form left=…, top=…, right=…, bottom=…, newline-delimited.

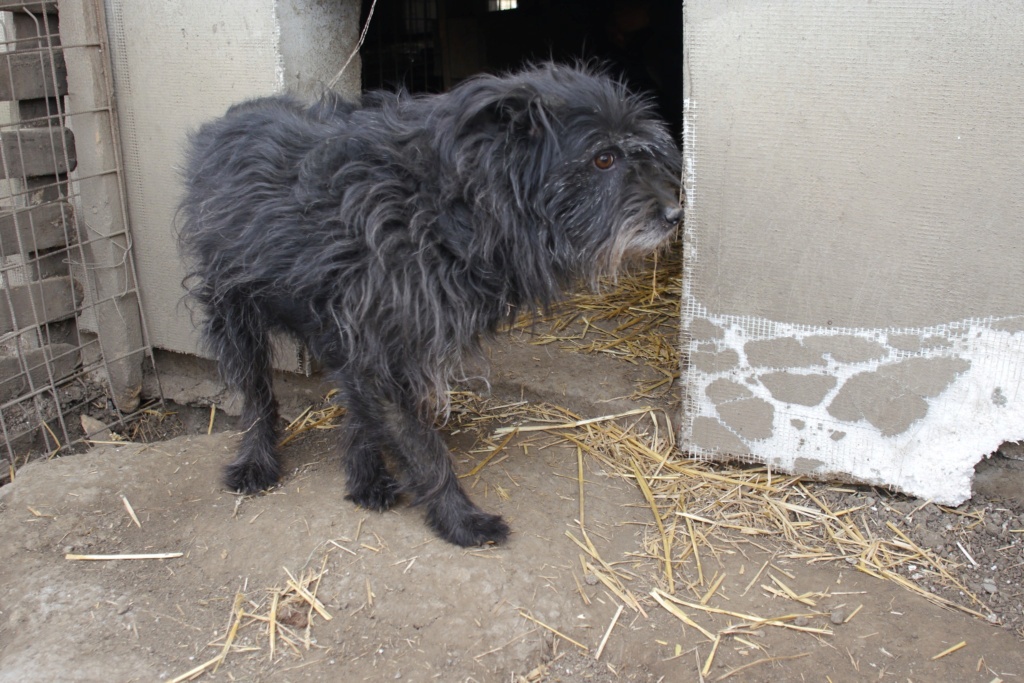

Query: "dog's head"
left=442, top=62, right=682, bottom=286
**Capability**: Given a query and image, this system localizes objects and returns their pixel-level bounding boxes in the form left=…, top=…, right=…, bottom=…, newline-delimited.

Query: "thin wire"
left=326, top=0, right=378, bottom=92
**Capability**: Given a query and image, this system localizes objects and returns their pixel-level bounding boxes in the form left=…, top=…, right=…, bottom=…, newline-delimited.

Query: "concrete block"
left=0, top=275, right=79, bottom=334
left=0, top=343, right=79, bottom=402
left=0, top=201, right=69, bottom=255
left=0, top=49, right=67, bottom=102
left=0, top=126, right=75, bottom=178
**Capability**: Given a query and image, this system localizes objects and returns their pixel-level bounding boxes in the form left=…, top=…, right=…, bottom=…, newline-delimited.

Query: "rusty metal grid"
left=0, top=0, right=160, bottom=477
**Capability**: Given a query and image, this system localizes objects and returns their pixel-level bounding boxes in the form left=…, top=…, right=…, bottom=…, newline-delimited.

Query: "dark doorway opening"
left=359, top=0, right=683, bottom=144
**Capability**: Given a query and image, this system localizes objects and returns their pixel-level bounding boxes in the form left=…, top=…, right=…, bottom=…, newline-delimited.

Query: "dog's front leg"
left=224, top=381, right=281, bottom=492
left=383, top=399, right=510, bottom=547
left=338, top=379, right=401, bottom=512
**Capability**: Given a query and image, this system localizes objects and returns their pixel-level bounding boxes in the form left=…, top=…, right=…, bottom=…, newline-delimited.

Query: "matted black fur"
left=178, top=63, right=681, bottom=547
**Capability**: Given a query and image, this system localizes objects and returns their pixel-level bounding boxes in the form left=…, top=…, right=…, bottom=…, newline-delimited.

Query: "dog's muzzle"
left=662, top=205, right=683, bottom=227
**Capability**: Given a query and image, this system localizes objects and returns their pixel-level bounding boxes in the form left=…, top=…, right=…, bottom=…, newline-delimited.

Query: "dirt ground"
left=1, top=332, right=1023, bottom=682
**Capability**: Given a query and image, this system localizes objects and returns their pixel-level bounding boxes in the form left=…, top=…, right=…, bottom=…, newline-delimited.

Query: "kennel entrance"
left=358, top=0, right=682, bottom=143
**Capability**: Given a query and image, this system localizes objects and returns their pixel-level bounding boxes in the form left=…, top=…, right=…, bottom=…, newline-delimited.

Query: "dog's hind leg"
left=381, top=397, right=510, bottom=547
left=205, top=301, right=282, bottom=493
left=338, top=378, right=400, bottom=512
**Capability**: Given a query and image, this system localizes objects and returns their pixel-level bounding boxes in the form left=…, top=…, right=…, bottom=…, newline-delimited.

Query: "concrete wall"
left=682, top=1, right=1024, bottom=504
left=104, top=0, right=361, bottom=365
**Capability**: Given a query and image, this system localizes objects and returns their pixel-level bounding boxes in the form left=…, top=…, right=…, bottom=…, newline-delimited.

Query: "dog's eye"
left=593, top=152, right=616, bottom=171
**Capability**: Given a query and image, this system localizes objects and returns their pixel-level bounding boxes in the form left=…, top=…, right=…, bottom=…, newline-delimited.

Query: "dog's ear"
left=492, top=89, right=563, bottom=211
left=496, top=88, right=559, bottom=135
left=443, top=76, right=563, bottom=214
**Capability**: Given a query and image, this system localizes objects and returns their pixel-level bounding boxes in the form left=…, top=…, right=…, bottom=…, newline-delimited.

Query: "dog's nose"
left=663, top=206, right=683, bottom=226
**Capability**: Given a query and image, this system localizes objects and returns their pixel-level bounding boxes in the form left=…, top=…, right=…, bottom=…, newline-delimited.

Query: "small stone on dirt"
left=114, top=596, right=131, bottom=615
left=830, top=610, right=845, bottom=625
left=80, top=414, right=111, bottom=443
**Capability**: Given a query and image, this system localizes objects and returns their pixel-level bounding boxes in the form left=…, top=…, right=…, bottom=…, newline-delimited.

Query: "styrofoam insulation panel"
left=681, top=1, right=1024, bottom=504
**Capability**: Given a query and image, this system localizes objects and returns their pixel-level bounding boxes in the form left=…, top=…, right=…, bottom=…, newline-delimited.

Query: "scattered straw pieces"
left=700, top=573, right=726, bottom=605
left=931, top=641, right=967, bottom=660
left=631, top=458, right=673, bottom=593
left=765, top=574, right=816, bottom=607
left=493, top=407, right=653, bottom=435
left=498, top=251, right=1007, bottom=631
left=167, top=556, right=335, bottom=680
left=594, top=604, right=624, bottom=660
left=269, top=590, right=280, bottom=661
left=717, top=652, right=810, bottom=681
left=214, top=593, right=245, bottom=673
left=279, top=403, right=345, bottom=447
left=957, top=541, right=980, bottom=568
left=843, top=604, right=863, bottom=624
left=519, top=610, right=588, bottom=652
left=510, top=250, right=682, bottom=398
left=65, top=552, right=182, bottom=561
left=166, top=249, right=1006, bottom=677
left=566, top=531, right=643, bottom=614
left=167, top=653, right=224, bottom=683
left=121, top=494, right=142, bottom=528
left=283, top=566, right=333, bottom=621
left=460, top=429, right=518, bottom=479
left=26, top=506, right=53, bottom=518
left=446, top=366, right=1000, bottom=639
left=651, top=589, right=832, bottom=636
left=649, top=589, right=715, bottom=641
left=701, top=634, right=721, bottom=677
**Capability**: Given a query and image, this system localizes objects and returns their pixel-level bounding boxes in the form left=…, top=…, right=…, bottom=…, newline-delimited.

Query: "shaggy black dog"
left=178, top=63, right=681, bottom=547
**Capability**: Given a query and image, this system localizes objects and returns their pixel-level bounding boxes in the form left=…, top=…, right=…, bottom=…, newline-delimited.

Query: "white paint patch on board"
left=680, top=306, right=1024, bottom=505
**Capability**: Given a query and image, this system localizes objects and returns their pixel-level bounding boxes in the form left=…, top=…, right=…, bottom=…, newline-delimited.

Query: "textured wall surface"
left=682, top=1, right=1024, bottom=504
left=104, top=0, right=361, bottom=364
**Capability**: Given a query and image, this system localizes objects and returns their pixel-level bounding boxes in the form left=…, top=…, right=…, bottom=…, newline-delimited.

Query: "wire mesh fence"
left=0, top=0, right=158, bottom=479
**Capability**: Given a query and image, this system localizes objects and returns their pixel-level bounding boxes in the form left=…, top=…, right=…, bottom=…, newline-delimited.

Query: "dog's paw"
left=345, top=475, right=401, bottom=512
left=433, top=510, right=511, bottom=547
left=223, top=459, right=281, bottom=494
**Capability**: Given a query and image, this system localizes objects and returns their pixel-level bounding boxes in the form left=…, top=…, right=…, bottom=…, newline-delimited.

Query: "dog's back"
left=179, top=94, right=345, bottom=260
